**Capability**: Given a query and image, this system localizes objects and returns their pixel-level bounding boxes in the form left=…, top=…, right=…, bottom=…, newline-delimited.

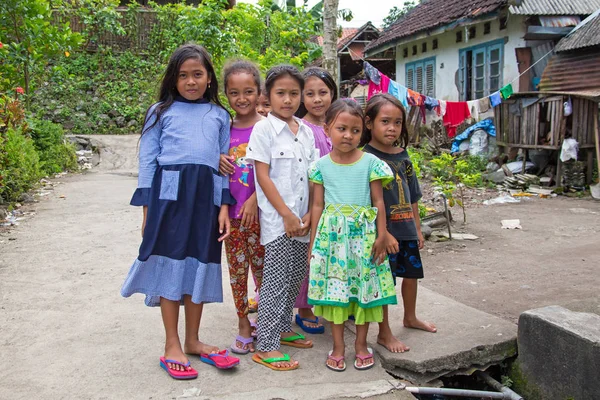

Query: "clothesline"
left=354, top=43, right=556, bottom=105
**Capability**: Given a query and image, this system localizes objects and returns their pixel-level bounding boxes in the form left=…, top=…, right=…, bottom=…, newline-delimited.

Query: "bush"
left=0, top=126, right=42, bottom=203
left=29, top=118, right=78, bottom=175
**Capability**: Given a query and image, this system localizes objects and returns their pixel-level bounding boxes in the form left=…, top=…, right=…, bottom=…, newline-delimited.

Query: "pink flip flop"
left=199, top=349, right=240, bottom=369
left=159, top=357, right=198, bottom=380
left=250, top=320, right=258, bottom=338
left=354, top=347, right=375, bottom=371
left=231, top=335, right=254, bottom=355
left=326, top=350, right=346, bottom=372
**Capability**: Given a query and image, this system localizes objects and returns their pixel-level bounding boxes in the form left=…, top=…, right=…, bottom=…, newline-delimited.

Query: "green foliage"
left=382, top=1, right=419, bottom=29
left=427, top=153, right=484, bottom=224
left=418, top=202, right=427, bottom=219
left=0, top=126, right=42, bottom=203
left=31, top=50, right=162, bottom=134
left=0, top=94, right=75, bottom=204
left=57, top=0, right=126, bottom=48
left=0, top=0, right=83, bottom=103
left=29, top=118, right=78, bottom=175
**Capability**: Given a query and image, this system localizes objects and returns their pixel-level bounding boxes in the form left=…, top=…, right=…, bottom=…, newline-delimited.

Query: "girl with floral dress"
left=307, top=99, right=398, bottom=372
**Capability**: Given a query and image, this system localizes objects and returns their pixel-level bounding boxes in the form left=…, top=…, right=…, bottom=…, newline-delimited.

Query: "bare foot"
left=377, top=333, right=410, bottom=353
left=184, top=339, right=220, bottom=355
left=281, top=331, right=313, bottom=347
left=404, top=317, right=437, bottom=333
left=354, top=346, right=374, bottom=369
left=256, top=350, right=298, bottom=369
left=297, top=308, right=323, bottom=330
left=165, top=341, right=190, bottom=372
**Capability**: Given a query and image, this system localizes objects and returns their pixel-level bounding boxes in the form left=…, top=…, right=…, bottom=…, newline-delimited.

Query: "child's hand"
left=283, top=212, right=302, bottom=238
left=385, top=231, right=399, bottom=255
left=417, top=231, right=425, bottom=249
left=219, top=154, right=235, bottom=176
left=239, top=195, right=258, bottom=227
left=218, top=207, right=231, bottom=242
left=372, top=236, right=387, bottom=265
left=299, top=212, right=311, bottom=237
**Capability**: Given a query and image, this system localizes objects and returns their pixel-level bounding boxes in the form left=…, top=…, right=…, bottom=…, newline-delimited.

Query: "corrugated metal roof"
left=539, top=51, right=600, bottom=99
left=539, top=16, right=580, bottom=27
left=509, top=0, right=600, bottom=15
left=555, top=9, right=600, bottom=51
left=366, top=0, right=506, bottom=54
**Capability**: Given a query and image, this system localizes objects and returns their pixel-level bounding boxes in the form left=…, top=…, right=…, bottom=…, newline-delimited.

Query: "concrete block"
left=346, top=287, right=517, bottom=384
left=518, top=305, right=600, bottom=400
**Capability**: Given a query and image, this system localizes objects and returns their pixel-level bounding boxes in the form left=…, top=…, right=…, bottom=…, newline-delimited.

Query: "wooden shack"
left=494, top=92, right=598, bottom=183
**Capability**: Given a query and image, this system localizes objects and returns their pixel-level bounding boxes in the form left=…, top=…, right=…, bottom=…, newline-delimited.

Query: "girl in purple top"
left=219, top=60, right=265, bottom=354
left=294, top=67, right=338, bottom=334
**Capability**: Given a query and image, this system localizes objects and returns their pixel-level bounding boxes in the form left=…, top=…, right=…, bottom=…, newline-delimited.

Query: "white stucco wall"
left=394, top=15, right=527, bottom=101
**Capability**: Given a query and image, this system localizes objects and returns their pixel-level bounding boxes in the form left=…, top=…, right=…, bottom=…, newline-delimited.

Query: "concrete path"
left=0, top=135, right=517, bottom=398
left=0, top=162, right=409, bottom=399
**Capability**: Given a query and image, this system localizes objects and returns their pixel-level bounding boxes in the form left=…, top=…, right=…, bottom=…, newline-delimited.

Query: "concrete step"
left=347, top=286, right=517, bottom=384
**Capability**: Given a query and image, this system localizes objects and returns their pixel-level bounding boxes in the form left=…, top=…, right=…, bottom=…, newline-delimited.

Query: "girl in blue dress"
left=121, top=44, right=239, bottom=379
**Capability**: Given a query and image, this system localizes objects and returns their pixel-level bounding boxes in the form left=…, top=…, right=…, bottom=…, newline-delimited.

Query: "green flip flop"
left=280, top=332, right=313, bottom=348
left=252, top=353, right=298, bottom=371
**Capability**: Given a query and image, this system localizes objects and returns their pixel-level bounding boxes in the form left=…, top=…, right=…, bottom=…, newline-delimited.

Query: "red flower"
left=0, top=42, right=3, bottom=49
left=16, top=87, right=24, bottom=94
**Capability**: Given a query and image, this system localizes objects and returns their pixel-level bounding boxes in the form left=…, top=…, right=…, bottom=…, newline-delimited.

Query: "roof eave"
left=365, top=12, right=501, bottom=57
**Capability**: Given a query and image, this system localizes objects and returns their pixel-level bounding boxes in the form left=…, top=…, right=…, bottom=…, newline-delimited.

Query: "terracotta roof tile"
left=366, top=0, right=507, bottom=53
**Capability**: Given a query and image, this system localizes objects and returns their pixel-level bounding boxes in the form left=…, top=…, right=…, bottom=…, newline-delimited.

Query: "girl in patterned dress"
left=121, top=44, right=239, bottom=379
left=218, top=60, right=265, bottom=354
left=307, top=99, right=398, bottom=372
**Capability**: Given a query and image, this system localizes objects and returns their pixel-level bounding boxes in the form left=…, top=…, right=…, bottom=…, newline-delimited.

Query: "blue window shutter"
left=458, top=51, right=466, bottom=101
left=406, top=64, right=415, bottom=91
left=424, top=59, right=435, bottom=97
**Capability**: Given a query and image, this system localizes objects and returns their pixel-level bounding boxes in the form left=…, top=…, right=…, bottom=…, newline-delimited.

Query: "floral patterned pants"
left=225, top=219, right=264, bottom=318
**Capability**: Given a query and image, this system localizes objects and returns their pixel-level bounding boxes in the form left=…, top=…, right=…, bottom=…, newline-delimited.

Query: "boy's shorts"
left=388, top=240, right=424, bottom=284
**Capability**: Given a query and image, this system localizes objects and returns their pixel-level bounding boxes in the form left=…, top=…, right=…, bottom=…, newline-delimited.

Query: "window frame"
left=405, top=56, right=436, bottom=97
left=458, top=39, right=504, bottom=101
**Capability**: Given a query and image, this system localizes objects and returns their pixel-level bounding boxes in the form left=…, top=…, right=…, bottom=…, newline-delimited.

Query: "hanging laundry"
left=363, top=62, right=381, bottom=85
left=489, top=92, right=502, bottom=107
left=424, top=96, right=439, bottom=111
left=500, top=84, right=513, bottom=99
left=443, top=101, right=471, bottom=138
left=407, top=89, right=424, bottom=106
left=438, top=100, right=447, bottom=117
left=387, top=81, right=409, bottom=108
left=417, top=94, right=427, bottom=123
left=478, top=97, right=491, bottom=113
left=368, top=74, right=390, bottom=100
left=467, top=100, right=480, bottom=121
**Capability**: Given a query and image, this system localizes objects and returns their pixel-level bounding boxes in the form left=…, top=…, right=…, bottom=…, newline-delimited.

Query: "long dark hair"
left=325, top=98, right=364, bottom=127
left=359, top=93, right=409, bottom=148
left=142, top=43, right=229, bottom=135
left=296, top=67, right=338, bottom=118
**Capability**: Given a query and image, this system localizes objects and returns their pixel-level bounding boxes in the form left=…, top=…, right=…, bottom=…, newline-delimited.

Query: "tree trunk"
left=322, top=0, right=339, bottom=85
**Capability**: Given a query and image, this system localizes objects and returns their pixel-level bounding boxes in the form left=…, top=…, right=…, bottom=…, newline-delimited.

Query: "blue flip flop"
left=295, top=313, right=325, bottom=334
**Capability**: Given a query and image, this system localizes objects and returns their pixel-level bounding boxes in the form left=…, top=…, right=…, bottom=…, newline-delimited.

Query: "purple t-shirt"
left=303, top=120, right=331, bottom=158
left=228, top=125, right=256, bottom=219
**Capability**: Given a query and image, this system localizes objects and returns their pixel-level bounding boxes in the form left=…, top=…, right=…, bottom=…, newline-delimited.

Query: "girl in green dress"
left=307, top=99, right=398, bottom=371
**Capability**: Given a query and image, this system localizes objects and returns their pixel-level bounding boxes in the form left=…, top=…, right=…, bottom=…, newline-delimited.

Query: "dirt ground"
left=421, top=195, right=600, bottom=323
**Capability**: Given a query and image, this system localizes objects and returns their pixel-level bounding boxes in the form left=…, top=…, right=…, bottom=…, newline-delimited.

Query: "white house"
left=364, top=0, right=600, bottom=102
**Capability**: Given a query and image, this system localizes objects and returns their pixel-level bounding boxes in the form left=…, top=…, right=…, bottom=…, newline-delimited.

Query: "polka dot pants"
left=256, top=235, right=308, bottom=352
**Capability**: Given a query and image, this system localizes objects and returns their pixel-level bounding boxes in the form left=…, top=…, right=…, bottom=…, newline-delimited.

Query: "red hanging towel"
left=368, top=74, right=390, bottom=100
left=443, top=101, right=471, bottom=137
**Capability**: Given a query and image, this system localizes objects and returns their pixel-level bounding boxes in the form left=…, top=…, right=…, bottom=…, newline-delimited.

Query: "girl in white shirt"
left=246, top=65, right=316, bottom=371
